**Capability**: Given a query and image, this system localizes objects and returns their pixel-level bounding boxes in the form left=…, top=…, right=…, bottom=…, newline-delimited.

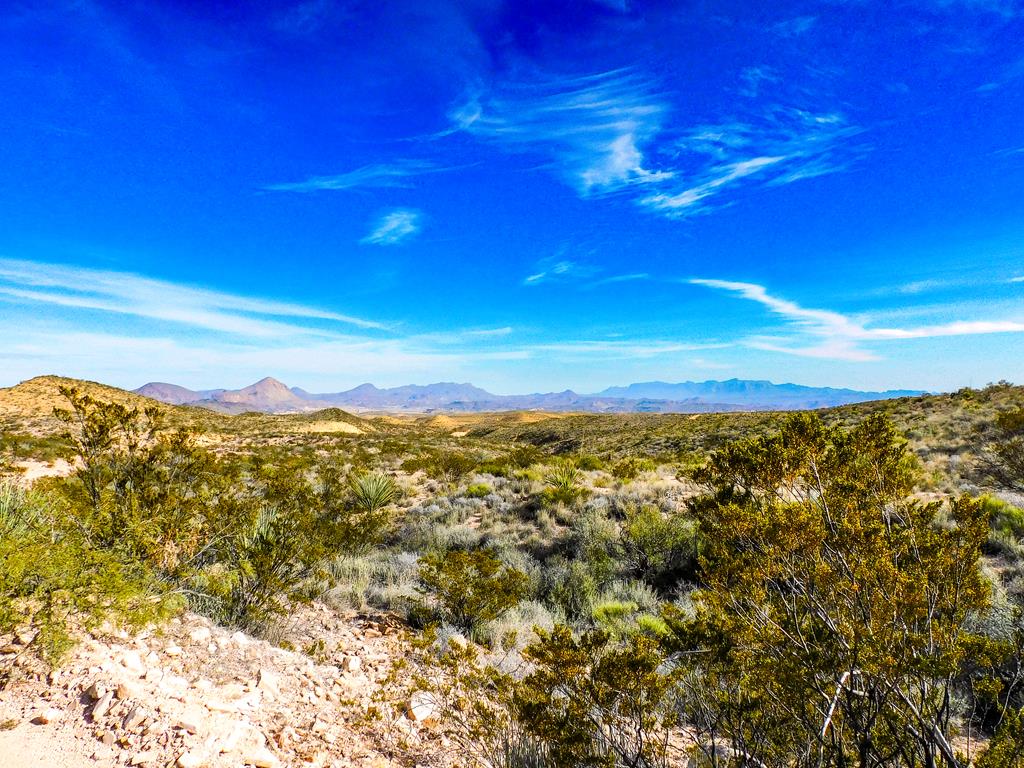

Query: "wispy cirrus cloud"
left=451, top=66, right=862, bottom=220
left=770, top=16, right=818, bottom=37
left=361, top=209, right=422, bottom=245
left=523, top=258, right=600, bottom=285
left=0, top=257, right=386, bottom=336
left=450, top=69, right=672, bottom=195
left=692, top=278, right=1024, bottom=361
left=0, top=259, right=732, bottom=390
left=641, top=108, right=863, bottom=217
left=522, top=256, right=648, bottom=288
left=264, top=160, right=436, bottom=193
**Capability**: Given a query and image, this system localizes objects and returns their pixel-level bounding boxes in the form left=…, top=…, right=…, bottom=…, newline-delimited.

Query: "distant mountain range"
left=133, top=377, right=924, bottom=415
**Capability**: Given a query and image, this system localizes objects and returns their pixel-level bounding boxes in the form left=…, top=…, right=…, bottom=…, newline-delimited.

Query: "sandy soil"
left=0, top=704, right=96, bottom=768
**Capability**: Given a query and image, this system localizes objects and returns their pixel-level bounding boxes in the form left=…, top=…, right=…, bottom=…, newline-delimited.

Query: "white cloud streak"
left=450, top=69, right=671, bottom=194
left=642, top=108, right=863, bottom=217
left=0, top=257, right=385, bottom=335
left=692, top=278, right=1024, bottom=361
left=263, top=161, right=437, bottom=193
left=361, top=209, right=422, bottom=245
left=451, top=68, right=862, bottom=219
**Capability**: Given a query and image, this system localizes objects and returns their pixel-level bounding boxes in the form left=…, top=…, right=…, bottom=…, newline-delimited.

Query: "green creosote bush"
left=0, top=482, right=175, bottom=672
left=977, top=708, right=1024, bottom=767
left=50, top=387, right=397, bottom=634
left=415, top=548, right=529, bottom=639
left=573, top=454, right=605, bottom=471
left=610, top=456, right=656, bottom=482
left=507, top=445, right=543, bottom=470
left=402, top=451, right=477, bottom=485
left=616, top=504, right=698, bottom=591
left=464, top=483, right=492, bottom=498
left=980, top=407, right=1024, bottom=492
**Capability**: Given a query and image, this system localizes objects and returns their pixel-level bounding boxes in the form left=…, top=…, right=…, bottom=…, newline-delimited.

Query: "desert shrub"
left=541, top=463, right=587, bottom=507
left=347, top=471, right=399, bottom=517
left=416, top=549, right=529, bottom=637
left=573, top=454, right=605, bottom=471
left=512, top=625, right=680, bottom=768
left=610, top=457, right=656, bottom=482
left=52, top=389, right=395, bottom=632
left=508, top=445, right=543, bottom=469
left=465, top=483, right=492, bottom=498
left=0, top=482, right=173, bottom=670
left=980, top=408, right=1024, bottom=492
left=542, top=558, right=600, bottom=624
left=565, top=505, right=618, bottom=586
left=479, top=600, right=558, bottom=651
left=617, top=504, right=698, bottom=591
left=196, top=462, right=397, bottom=629
left=404, top=451, right=477, bottom=485
left=327, top=551, right=420, bottom=613
left=671, top=412, right=993, bottom=766
left=591, top=580, right=661, bottom=637
left=977, top=708, right=1024, bottom=767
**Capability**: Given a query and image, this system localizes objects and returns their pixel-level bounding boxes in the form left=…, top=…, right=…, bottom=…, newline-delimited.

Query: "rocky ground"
left=0, top=605, right=449, bottom=768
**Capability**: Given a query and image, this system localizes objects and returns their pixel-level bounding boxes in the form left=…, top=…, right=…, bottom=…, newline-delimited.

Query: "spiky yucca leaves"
left=541, top=462, right=587, bottom=506
left=349, top=471, right=399, bottom=515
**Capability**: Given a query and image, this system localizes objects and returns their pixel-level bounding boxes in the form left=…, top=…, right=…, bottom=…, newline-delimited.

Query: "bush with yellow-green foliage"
left=44, top=387, right=398, bottom=634
left=0, top=482, right=174, bottom=676
left=415, top=412, right=1021, bottom=768
left=415, top=549, right=529, bottom=639
left=610, top=456, right=656, bottom=482
left=980, top=406, right=1024, bottom=493
left=671, top=413, right=996, bottom=767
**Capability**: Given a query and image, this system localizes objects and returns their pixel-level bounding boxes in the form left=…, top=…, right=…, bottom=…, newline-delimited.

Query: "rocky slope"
left=0, top=605, right=447, bottom=768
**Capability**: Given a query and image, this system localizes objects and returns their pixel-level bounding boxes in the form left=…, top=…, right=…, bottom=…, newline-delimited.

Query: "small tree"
left=980, top=407, right=1024, bottom=492
left=416, top=549, right=529, bottom=637
left=669, top=413, right=992, bottom=767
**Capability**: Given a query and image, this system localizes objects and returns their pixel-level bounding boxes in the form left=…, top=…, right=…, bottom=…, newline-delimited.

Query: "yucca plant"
left=545, top=463, right=580, bottom=493
left=349, top=471, right=399, bottom=515
left=542, top=463, right=586, bottom=506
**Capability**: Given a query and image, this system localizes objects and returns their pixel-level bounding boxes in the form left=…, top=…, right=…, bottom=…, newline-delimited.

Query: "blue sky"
left=1, top=0, right=1022, bottom=394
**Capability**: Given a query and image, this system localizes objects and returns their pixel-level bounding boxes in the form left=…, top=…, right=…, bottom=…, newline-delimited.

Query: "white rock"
left=33, top=707, right=62, bottom=724
left=230, top=631, right=249, bottom=647
left=174, top=706, right=205, bottom=735
left=130, top=750, right=158, bottom=765
left=123, top=706, right=146, bottom=731
left=120, top=650, right=145, bottom=674
left=405, top=691, right=438, bottom=725
left=241, top=746, right=279, bottom=768
left=341, top=655, right=361, bottom=673
left=256, top=669, right=279, bottom=699
left=176, top=751, right=207, bottom=768
left=188, top=627, right=212, bottom=644
left=165, top=643, right=183, bottom=657
left=215, top=720, right=267, bottom=754
left=92, top=691, right=114, bottom=719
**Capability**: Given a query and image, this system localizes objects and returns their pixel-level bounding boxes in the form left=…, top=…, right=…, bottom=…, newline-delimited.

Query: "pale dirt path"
left=0, top=701, right=96, bottom=768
